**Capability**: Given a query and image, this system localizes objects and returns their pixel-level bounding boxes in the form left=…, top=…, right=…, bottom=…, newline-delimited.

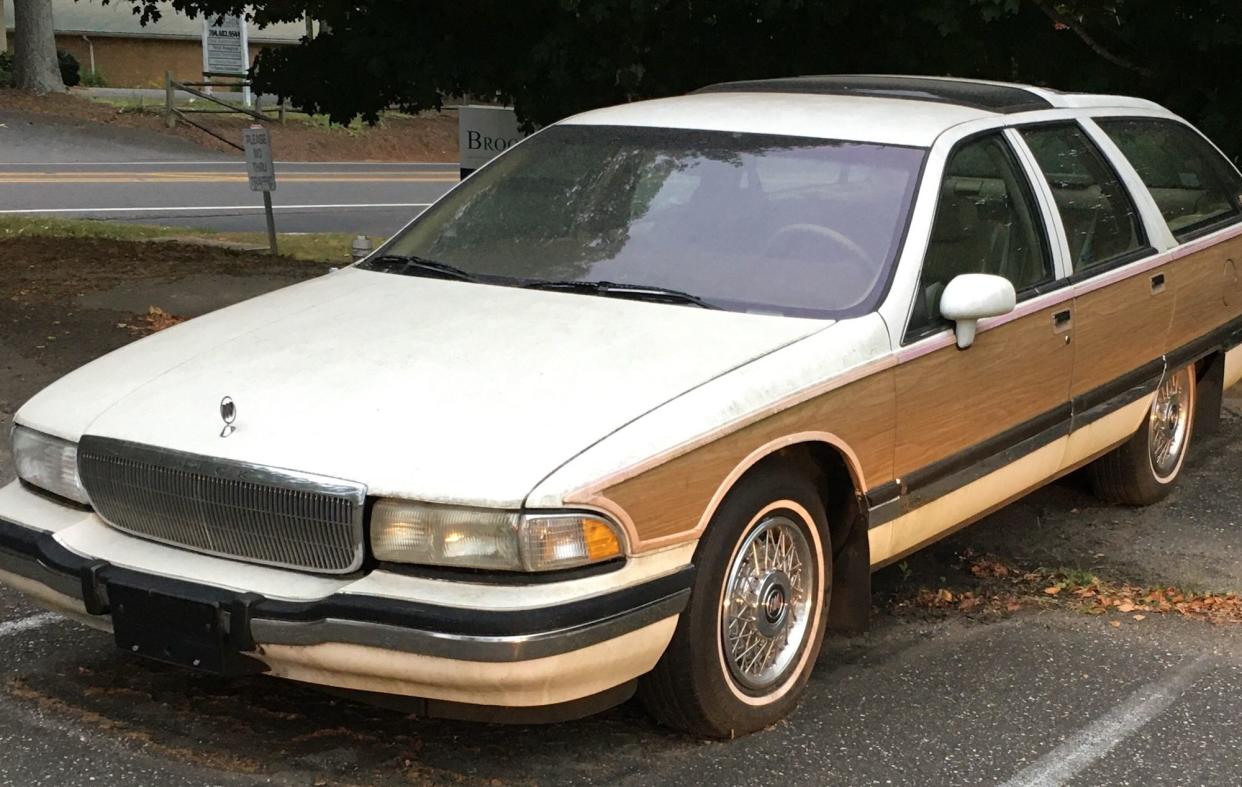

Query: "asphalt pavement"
left=0, top=253, right=1240, bottom=784
left=1, top=565, right=1239, bottom=786
left=0, top=109, right=455, bottom=236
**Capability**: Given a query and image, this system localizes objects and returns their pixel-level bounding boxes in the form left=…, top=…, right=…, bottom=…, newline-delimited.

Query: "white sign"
left=243, top=125, right=276, bottom=192
left=458, top=106, right=527, bottom=176
left=202, top=15, right=249, bottom=76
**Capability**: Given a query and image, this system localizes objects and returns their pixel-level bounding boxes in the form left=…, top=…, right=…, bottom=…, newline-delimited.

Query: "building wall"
left=55, top=35, right=283, bottom=88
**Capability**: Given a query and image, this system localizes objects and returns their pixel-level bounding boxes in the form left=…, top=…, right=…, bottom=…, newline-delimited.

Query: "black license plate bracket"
left=108, top=582, right=261, bottom=676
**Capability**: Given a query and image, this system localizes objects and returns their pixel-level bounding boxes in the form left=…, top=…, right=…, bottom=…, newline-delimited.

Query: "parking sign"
left=243, top=126, right=276, bottom=192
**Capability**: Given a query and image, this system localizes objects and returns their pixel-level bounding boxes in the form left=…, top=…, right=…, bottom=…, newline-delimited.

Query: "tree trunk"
left=1, top=1, right=9, bottom=55
left=13, top=0, right=64, bottom=94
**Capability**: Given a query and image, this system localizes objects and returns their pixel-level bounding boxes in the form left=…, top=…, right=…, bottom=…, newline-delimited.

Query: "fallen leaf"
left=1110, top=620, right=1121, bottom=628
left=1133, top=614, right=1146, bottom=621
left=1044, top=586, right=1062, bottom=596
left=127, top=306, right=187, bottom=336
left=1118, top=602, right=1136, bottom=613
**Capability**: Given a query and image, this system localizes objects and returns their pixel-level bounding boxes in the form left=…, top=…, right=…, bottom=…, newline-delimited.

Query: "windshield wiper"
left=523, top=280, right=719, bottom=309
left=365, top=254, right=481, bottom=282
left=367, top=259, right=718, bottom=309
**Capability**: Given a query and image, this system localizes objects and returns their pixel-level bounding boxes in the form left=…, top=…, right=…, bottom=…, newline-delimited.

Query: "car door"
left=888, top=130, right=1073, bottom=560
left=1093, top=117, right=1242, bottom=360
left=1014, top=120, right=1173, bottom=468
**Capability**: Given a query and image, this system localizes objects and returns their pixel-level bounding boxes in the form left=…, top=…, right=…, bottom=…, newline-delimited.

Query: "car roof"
left=560, top=74, right=1170, bottom=148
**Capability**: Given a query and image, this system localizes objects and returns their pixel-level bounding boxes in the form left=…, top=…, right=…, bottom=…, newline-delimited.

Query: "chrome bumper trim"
left=250, top=588, right=689, bottom=662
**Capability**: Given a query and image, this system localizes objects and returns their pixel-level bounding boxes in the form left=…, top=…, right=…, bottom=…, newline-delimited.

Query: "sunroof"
left=695, top=75, right=1053, bottom=114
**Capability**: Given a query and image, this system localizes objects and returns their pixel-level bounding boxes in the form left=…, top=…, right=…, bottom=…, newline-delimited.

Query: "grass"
left=0, top=215, right=383, bottom=264
left=1052, top=567, right=1103, bottom=589
left=86, top=95, right=374, bottom=130
left=90, top=96, right=317, bottom=126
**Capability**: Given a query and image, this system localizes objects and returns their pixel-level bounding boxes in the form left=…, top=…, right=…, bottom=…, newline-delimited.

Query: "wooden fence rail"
left=163, top=71, right=286, bottom=150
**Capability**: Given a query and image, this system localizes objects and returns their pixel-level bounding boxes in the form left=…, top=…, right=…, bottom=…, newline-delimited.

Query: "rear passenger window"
left=1020, top=123, right=1145, bottom=272
left=1098, top=118, right=1242, bottom=240
left=908, top=133, right=1052, bottom=337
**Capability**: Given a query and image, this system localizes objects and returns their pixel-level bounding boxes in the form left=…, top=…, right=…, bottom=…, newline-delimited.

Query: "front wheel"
left=1088, top=363, right=1197, bottom=505
left=638, top=462, right=830, bottom=737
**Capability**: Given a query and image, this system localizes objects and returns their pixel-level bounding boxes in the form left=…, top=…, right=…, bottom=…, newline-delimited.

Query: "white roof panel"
left=560, top=92, right=994, bottom=147
left=1047, top=93, right=1167, bottom=112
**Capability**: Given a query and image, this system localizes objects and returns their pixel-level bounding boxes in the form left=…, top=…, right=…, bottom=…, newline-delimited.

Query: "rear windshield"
left=376, top=125, right=926, bottom=317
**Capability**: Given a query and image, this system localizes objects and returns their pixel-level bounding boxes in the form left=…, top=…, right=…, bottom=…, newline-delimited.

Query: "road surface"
left=0, top=109, right=454, bottom=236
left=0, top=161, right=453, bottom=236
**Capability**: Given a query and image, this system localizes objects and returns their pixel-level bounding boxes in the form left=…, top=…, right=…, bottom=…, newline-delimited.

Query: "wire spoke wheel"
left=640, top=465, right=830, bottom=737
left=720, top=514, right=815, bottom=692
left=1148, top=366, right=1194, bottom=481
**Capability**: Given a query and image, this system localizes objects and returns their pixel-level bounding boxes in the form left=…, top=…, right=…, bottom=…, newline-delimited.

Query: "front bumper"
left=0, top=495, right=693, bottom=709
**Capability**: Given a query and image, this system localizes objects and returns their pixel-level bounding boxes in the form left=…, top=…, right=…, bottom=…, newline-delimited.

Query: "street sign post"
left=243, top=125, right=278, bottom=254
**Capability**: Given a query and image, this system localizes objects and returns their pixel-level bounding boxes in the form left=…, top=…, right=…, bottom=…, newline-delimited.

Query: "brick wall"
left=55, top=35, right=281, bottom=88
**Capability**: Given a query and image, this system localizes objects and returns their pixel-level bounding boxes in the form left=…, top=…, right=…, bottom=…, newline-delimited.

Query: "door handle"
left=1052, top=309, right=1073, bottom=334
left=1151, top=273, right=1166, bottom=294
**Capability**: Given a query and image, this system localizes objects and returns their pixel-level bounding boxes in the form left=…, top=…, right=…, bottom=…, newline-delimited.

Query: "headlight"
left=371, top=499, right=625, bottom=572
left=11, top=426, right=89, bottom=505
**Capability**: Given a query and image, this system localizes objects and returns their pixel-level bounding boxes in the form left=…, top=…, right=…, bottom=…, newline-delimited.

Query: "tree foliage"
left=113, top=0, right=1242, bottom=160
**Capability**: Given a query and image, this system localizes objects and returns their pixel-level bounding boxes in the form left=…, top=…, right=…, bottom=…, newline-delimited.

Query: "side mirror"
left=938, top=273, right=1016, bottom=349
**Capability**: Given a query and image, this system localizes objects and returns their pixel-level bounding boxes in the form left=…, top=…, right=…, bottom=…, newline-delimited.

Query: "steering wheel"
left=761, top=224, right=875, bottom=279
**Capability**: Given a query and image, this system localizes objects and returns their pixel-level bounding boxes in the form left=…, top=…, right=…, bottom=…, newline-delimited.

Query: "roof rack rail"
left=695, top=75, right=1054, bottom=114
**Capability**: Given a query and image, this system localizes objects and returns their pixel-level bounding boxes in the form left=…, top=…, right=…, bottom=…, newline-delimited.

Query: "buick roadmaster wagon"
left=3, top=76, right=1241, bottom=737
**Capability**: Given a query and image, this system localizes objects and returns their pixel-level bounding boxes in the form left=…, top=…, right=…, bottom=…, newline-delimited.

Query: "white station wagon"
left=3, top=76, right=1242, bottom=737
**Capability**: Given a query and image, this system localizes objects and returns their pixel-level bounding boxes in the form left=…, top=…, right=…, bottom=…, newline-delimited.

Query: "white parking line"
left=0, top=203, right=432, bottom=215
left=999, top=655, right=1212, bottom=787
left=0, top=612, right=59, bottom=638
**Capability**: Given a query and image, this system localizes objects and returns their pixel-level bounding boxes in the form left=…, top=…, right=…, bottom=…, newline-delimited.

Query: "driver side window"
left=907, top=133, right=1054, bottom=338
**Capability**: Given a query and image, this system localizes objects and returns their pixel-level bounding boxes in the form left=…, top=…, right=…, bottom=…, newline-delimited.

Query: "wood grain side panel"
left=1166, top=234, right=1242, bottom=353
left=893, top=305, right=1074, bottom=478
left=1071, top=266, right=1174, bottom=399
left=592, top=371, right=896, bottom=546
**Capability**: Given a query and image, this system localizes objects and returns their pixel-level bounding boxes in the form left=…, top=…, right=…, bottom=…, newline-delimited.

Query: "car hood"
left=18, top=268, right=826, bottom=506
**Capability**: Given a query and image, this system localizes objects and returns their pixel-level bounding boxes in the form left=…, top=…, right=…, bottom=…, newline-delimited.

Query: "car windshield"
left=373, top=125, right=926, bottom=317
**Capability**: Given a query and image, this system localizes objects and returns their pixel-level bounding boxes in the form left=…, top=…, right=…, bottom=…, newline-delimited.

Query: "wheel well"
left=1194, top=351, right=1225, bottom=438
left=1195, top=352, right=1218, bottom=379
left=771, top=442, right=864, bottom=558
left=767, top=440, right=872, bottom=635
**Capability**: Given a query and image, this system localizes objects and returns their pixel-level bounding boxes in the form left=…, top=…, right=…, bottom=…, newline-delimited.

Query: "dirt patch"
left=880, top=548, right=1242, bottom=626
left=0, top=235, right=321, bottom=485
left=0, top=235, right=320, bottom=373
left=0, top=88, right=458, bottom=162
left=1, top=235, right=321, bottom=303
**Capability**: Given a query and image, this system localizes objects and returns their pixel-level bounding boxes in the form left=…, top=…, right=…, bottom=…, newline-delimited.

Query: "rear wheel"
left=639, top=462, right=829, bottom=738
left=1088, top=363, right=1197, bottom=505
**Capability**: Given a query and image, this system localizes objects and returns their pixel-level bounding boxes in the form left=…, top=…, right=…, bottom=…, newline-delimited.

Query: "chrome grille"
left=77, top=437, right=367, bottom=574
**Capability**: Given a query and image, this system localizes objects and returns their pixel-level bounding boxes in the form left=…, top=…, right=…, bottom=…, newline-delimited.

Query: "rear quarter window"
left=1097, top=118, right=1242, bottom=241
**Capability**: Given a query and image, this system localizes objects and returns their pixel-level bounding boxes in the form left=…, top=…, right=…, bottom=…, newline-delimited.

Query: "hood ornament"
left=219, top=396, right=237, bottom=438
